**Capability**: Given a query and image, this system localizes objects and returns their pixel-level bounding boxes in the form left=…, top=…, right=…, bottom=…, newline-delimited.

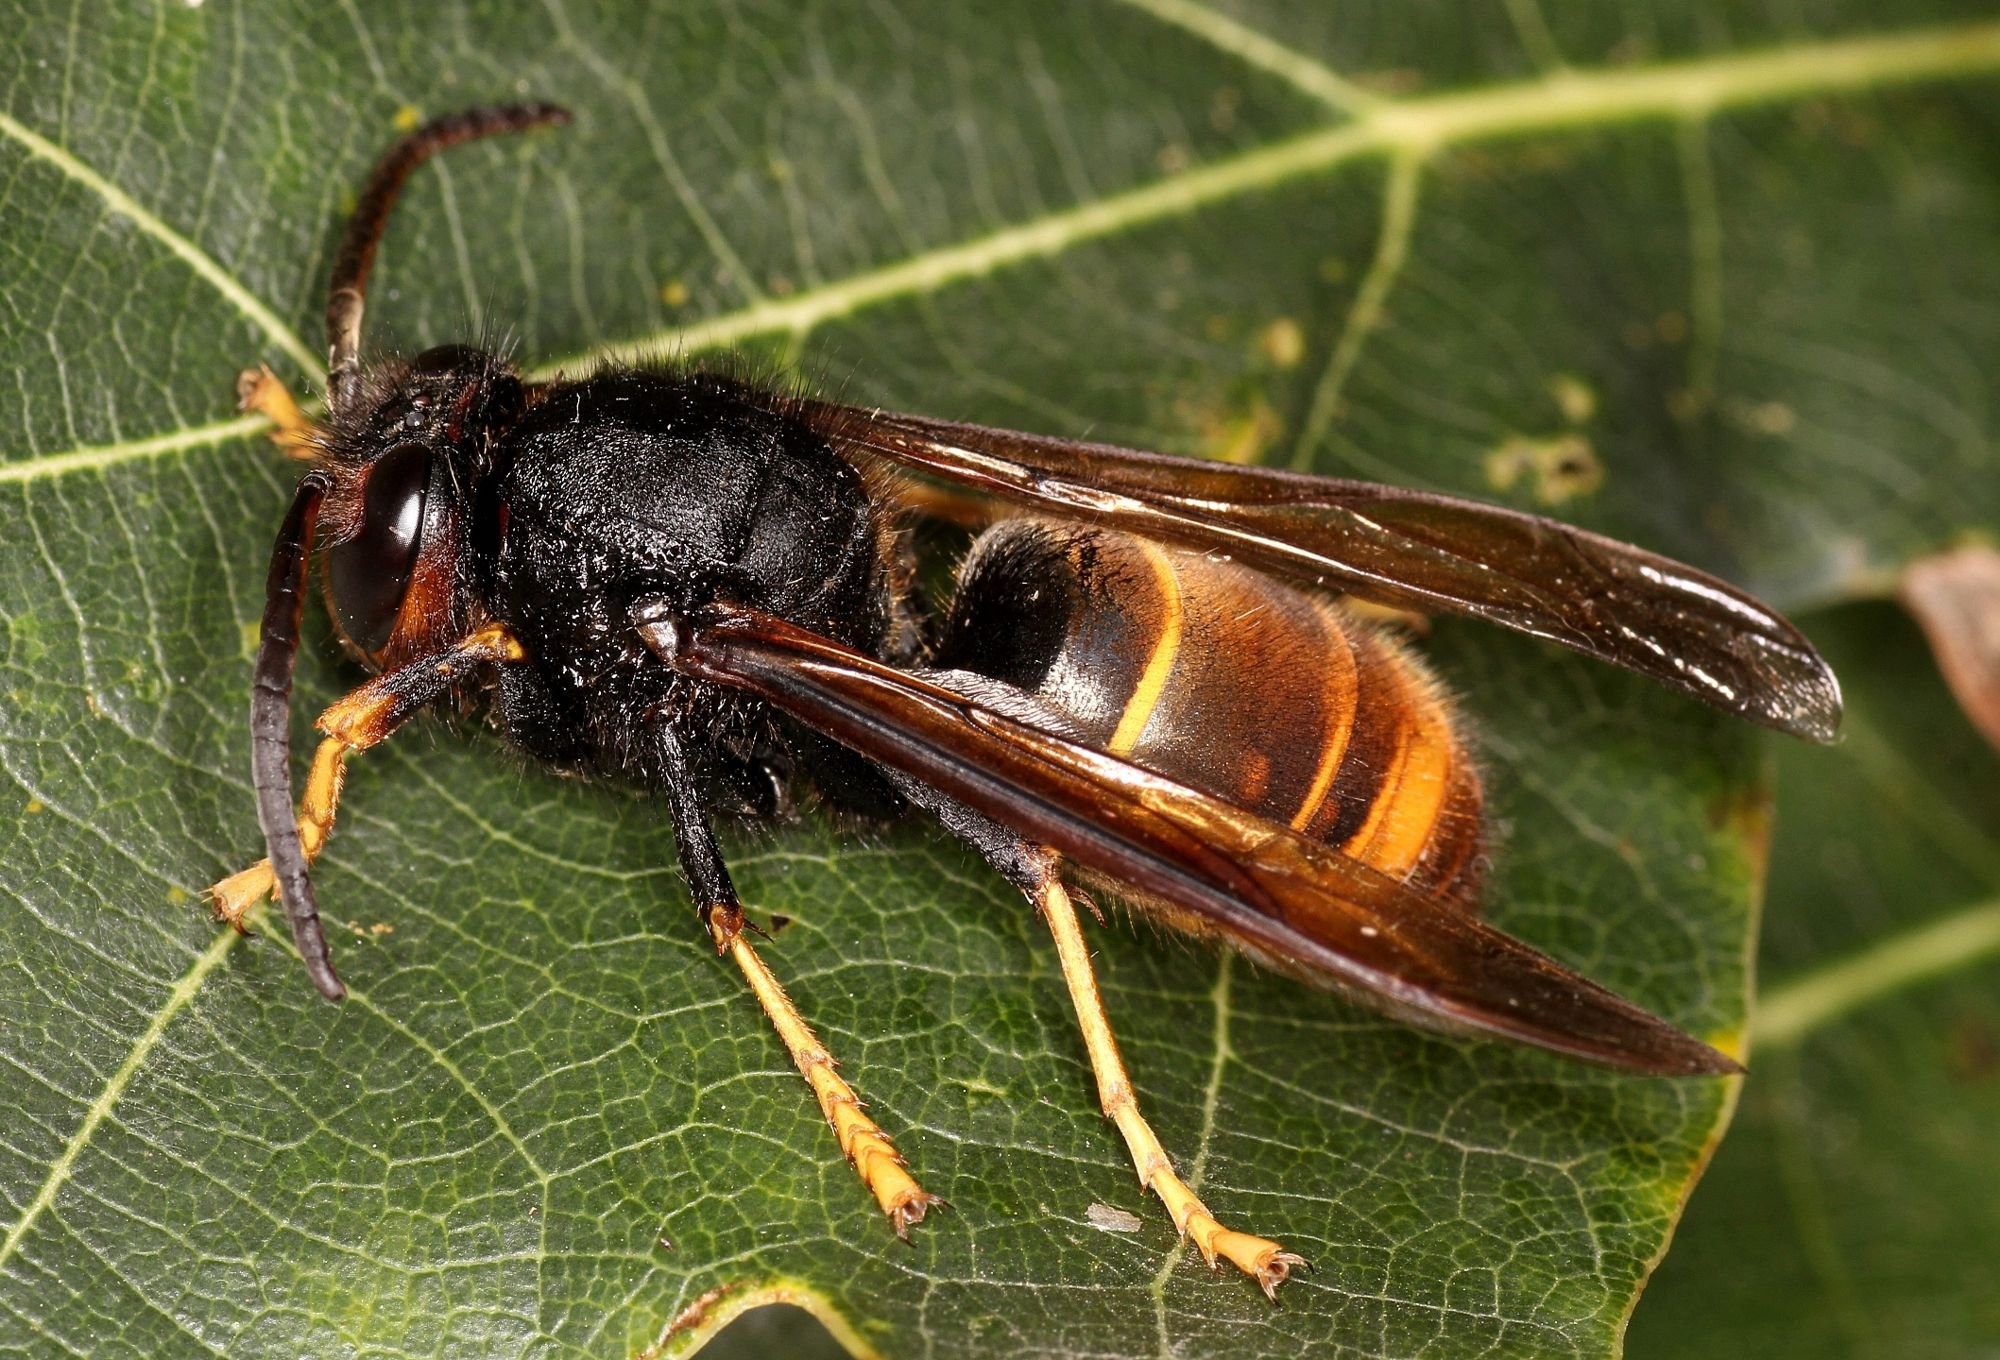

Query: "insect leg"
left=237, top=364, right=321, bottom=461
left=878, top=765, right=1304, bottom=1294
left=890, top=479, right=994, bottom=530
left=654, top=728, right=944, bottom=1237
left=206, top=623, right=526, bottom=930
left=721, top=924, right=946, bottom=1235
left=1036, top=870, right=1306, bottom=1300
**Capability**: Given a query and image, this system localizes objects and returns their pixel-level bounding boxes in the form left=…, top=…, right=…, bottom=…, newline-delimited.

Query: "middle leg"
left=712, top=913, right=944, bottom=1235
left=655, top=727, right=943, bottom=1237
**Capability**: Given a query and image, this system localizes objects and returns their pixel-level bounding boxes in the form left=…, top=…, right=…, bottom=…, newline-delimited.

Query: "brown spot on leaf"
left=1949, top=1014, right=1998, bottom=1082
left=649, top=1284, right=736, bottom=1355
left=1483, top=433, right=1603, bottom=504
left=1707, top=784, right=1774, bottom=889
left=1901, top=546, right=2000, bottom=752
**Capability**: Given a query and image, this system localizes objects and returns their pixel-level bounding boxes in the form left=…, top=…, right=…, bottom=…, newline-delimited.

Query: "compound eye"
left=329, top=443, right=431, bottom=655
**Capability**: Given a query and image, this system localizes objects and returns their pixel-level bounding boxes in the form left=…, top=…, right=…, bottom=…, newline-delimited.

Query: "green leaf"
left=1628, top=601, right=2000, bottom=1360
left=0, top=6, right=1994, bottom=1357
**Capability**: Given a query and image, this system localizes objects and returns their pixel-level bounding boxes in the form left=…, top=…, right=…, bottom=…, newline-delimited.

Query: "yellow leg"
left=712, top=912, right=944, bottom=1236
left=209, top=737, right=347, bottom=929
left=206, top=624, right=525, bottom=928
left=238, top=364, right=321, bottom=460
left=895, top=480, right=995, bottom=530
left=1038, top=876, right=1305, bottom=1298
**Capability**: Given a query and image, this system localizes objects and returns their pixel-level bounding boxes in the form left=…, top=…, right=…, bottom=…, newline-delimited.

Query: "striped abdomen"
left=934, top=519, right=1483, bottom=903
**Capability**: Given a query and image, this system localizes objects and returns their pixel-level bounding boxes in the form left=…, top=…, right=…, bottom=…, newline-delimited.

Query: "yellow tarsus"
left=1039, top=875, right=1306, bottom=1298
left=716, top=916, right=943, bottom=1235
left=204, top=625, right=527, bottom=930
left=237, top=365, right=320, bottom=461
left=205, top=736, right=353, bottom=930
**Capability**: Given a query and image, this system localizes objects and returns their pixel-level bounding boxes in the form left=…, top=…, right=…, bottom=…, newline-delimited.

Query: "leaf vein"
left=1756, top=895, right=2000, bottom=1049
left=1677, top=116, right=1725, bottom=411
left=552, top=21, right=2000, bottom=375
left=0, top=927, right=243, bottom=1279
left=1104, top=0, right=1384, bottom=116
left=0, top=113, right=319, bottom=378
left=3, top=23, right=1996, bottom=487
left=1291, top=148, right=1425, bottom=470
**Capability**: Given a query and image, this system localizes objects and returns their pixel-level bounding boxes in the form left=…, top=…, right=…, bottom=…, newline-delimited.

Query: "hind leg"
left=1031, top=867, right=1305, bottom=1298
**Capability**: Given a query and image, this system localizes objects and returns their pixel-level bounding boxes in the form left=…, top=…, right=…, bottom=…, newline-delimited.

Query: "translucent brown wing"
left=671, top=604, right=1740, bottom=1077
left=796, top=400, right=1841, bottom=743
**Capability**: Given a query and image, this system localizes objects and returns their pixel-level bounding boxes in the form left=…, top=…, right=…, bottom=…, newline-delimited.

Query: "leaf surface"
left=1, top=5, right=1995, bottom=1357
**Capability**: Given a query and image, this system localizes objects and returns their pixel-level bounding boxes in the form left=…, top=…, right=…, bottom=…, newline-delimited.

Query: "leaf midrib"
left=2, top=20, right=1997, bottom=484
left=0, top=110, right=320, bottom=379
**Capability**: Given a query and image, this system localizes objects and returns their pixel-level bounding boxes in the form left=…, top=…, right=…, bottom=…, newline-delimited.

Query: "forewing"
left=674, top=604, right=1740, bottom=1077
left=799, top=400, right=1841, bottom=742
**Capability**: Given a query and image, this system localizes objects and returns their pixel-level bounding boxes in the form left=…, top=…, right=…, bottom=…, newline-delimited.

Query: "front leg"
left=656, top=727, right=944, bottom=1237
left=208, top=624, right=525, bottom=932
left=237, top=364, right=322, bottom=460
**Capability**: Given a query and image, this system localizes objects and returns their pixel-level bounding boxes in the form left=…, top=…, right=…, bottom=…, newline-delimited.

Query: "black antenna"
left=257, top=102, right=571, bottom=996
left=250, top=472, right=345, bottom=998
left=324, top=103, right=570, bottom=411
